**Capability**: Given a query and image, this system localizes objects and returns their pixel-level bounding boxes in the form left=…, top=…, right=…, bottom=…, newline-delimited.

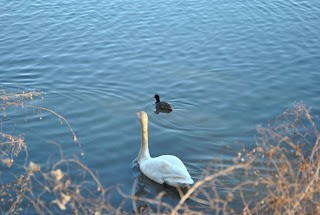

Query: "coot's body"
left=154, top=95, right=172, bottom=112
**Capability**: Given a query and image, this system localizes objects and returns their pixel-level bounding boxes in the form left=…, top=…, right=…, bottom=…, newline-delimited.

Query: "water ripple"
left=0, top=0, right=320, bottom=209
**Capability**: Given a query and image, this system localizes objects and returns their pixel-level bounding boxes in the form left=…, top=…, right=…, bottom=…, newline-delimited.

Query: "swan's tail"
left=165, top=177, right=194, bottom=187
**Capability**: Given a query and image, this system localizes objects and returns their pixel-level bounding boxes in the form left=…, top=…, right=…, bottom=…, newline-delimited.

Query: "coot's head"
left=154, top=94, right=160, bottom=102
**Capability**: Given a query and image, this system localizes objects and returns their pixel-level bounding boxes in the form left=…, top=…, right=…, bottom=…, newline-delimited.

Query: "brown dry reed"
left=0, top=90, right=110, bottom=214
left=117, top=104, right=320, bottom=215
left=1, top=90, right=319, bottom=215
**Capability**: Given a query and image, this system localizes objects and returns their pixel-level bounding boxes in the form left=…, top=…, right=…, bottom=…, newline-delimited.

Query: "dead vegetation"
left=119, top=104, right=320, bottom=215
left=1, top=90, right=319, bottom=214
left=0, top=90, right=112, bottom=214
left=249, top=104, right=320, bottom=214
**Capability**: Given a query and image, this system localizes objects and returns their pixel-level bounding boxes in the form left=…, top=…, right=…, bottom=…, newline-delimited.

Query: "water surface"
left=1, top=0, right=320, bottom=212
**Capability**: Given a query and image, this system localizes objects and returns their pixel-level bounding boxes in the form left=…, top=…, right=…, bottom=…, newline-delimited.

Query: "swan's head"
left=154, top=94, right=160, bottom=102
left=137, top=111, right=148, bottom=121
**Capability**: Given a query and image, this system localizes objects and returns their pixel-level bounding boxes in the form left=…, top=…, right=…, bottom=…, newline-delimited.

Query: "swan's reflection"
left=132, top=171, right=189, bottom=214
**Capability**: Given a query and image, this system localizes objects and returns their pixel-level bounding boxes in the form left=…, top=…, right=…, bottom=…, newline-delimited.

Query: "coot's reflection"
left=154, top=109, right=172, bottom=114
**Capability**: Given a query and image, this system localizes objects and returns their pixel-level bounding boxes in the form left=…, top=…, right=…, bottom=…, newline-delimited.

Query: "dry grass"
left=119, top=104, right=320, bottom=215
left=0, top=90, right=43, bottom=163
left=0, top=90, right=116, bottom=214
left=249, top=104, right=320, bottom=214
left=1, top=90, right=319, bottom=214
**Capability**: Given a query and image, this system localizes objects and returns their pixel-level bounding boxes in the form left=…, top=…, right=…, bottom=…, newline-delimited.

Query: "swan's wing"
left=157, top=155, right=194, bottom=185
left=140, top=155, right=193, bottom=186
left=156, top=155, right=188, bottom=172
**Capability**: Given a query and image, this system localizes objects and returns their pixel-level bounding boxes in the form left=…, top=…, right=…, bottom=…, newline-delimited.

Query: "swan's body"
left=136, top=111, right=193, bottom=187
left=154, top=95, right=172, bottom=112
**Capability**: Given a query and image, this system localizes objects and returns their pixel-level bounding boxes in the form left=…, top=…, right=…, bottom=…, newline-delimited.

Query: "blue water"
left=1, top=0, right=320, bottom=212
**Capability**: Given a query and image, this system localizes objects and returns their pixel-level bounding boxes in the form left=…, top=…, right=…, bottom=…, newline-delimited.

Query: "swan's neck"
left=138, top=119, right=150, bottom=164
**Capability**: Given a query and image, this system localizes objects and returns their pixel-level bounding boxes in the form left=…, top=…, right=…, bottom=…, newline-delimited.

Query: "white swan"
left=136, top=111, right=194, bottom=187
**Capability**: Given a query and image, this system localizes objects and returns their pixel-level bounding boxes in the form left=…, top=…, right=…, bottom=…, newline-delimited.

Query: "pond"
left=1, top=0, right=320, bottom=213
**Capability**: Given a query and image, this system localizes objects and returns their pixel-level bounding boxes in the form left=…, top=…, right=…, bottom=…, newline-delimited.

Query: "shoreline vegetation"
left=1, top=90, right=319, bottom=214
